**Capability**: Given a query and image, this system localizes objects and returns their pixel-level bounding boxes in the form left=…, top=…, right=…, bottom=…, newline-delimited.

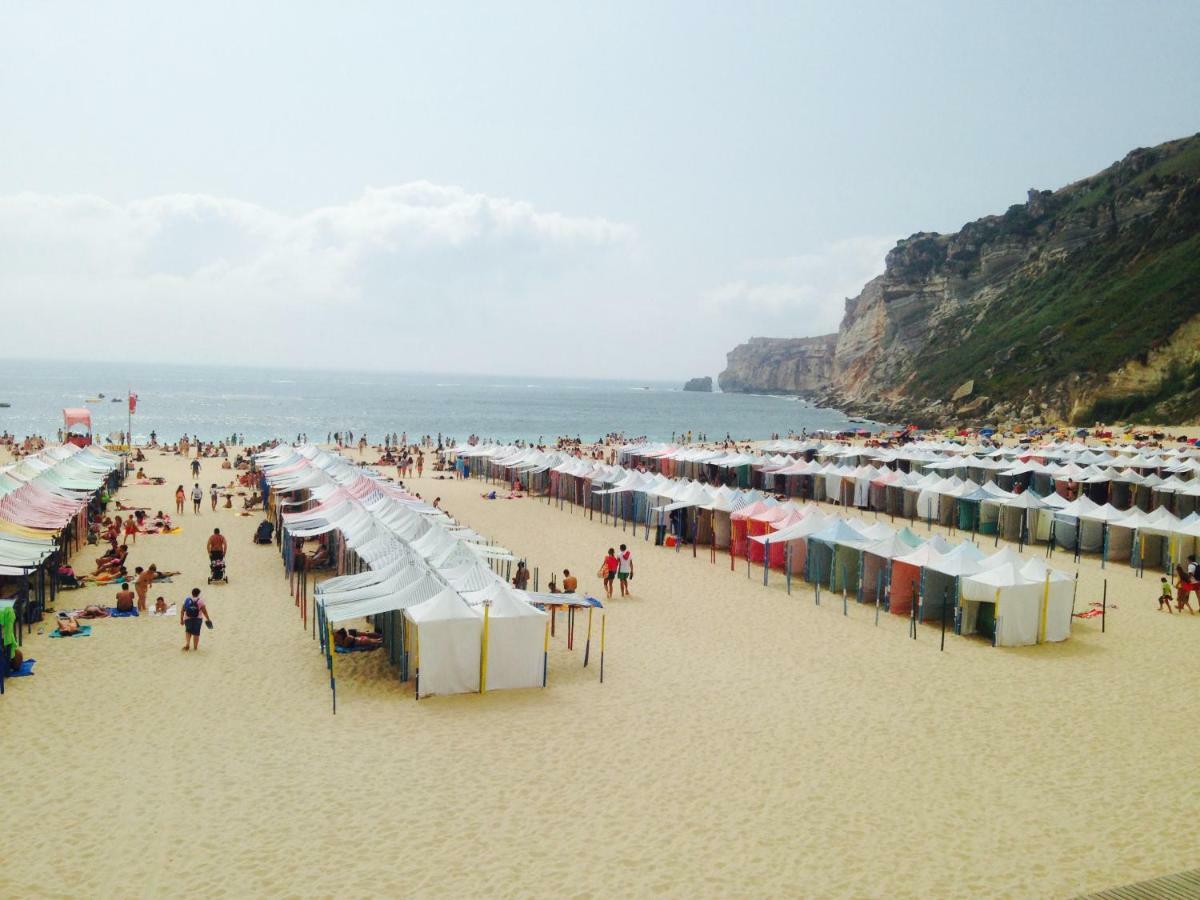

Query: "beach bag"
left=183, top=597, right=201, bottom=619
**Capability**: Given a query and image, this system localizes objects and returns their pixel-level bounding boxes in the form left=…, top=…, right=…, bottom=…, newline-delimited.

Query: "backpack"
left=184, top=596, right=201, bottom=619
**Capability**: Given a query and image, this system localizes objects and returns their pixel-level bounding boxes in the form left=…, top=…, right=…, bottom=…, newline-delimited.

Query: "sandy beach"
left=2, top=444, right=1199, bottom=898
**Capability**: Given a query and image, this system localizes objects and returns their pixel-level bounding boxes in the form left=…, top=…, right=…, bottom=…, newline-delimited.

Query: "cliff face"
left=718, top=133, right=1200, bottom=425
left=718, top=335, right=837, bottom=394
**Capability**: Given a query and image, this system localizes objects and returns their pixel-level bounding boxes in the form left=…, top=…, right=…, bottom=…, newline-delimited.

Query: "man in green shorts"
left=617, top=543, right=634, bottom=597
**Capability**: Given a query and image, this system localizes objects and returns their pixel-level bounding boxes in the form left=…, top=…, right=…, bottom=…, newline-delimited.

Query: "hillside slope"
left=720, top=133, right=1200, bottom=425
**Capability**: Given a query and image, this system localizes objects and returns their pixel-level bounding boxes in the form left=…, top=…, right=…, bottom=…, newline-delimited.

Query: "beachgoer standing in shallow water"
left=175, top=484, right=185, bottom=515
left=191, top=483, right=203, bottom=514
left=599, top=548, right=618, bottom=600
left=180, top=588, right=211, bottom=651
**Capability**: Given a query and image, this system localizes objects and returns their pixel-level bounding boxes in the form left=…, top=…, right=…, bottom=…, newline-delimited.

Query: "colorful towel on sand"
left=150, top=605, right=177, bottom=617
left=1074, top=609, right=1103, bottom=619
left=106, top=608, right=139, bottom=618
left=8, top=658, right=36, bottom=676
left=50, top=625, right=93, bottom=637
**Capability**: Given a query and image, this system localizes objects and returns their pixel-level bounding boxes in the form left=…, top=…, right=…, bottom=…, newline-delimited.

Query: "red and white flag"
left=128, top=392, right=138, bottom=414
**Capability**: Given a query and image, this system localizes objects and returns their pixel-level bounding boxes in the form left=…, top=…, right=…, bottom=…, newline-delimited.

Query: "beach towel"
left=334, top=644, right=380, bottom=654
left=1073, top=609, right=1103, bottom=619
left=150, top=605, right=177, bottom=617
left=83, top=578, right=128, bottom=589
left=50, top=625, right=93, bottom=637
left=8, top=658, right=36, bottom=677
left=106, top=608, right=139, bottom=618
left=152, top=576, right=175, bottom=584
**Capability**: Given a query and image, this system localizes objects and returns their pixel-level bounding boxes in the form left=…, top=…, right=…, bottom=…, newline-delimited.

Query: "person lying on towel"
left=333, top=628, right=383, bottom=650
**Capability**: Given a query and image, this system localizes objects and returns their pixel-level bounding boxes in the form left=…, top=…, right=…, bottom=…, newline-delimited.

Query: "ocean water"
left=0, top=359, right=875, bottom=444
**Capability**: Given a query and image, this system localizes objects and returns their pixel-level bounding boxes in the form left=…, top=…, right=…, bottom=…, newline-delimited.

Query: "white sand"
left=1, top=446, right=1199, bottom=897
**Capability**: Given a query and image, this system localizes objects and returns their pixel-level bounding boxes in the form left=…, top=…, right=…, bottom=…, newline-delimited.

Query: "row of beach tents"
left=1, top=444, right=122, bottom=686
left=454, top=442, right=1200, bottom=574
left=453, top=443, right=1076, bottom=647
left=257, top=445, right=567, bottom=700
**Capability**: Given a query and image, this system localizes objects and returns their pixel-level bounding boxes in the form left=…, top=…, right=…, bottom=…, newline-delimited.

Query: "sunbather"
left=333, top=628, right=383, bottom=649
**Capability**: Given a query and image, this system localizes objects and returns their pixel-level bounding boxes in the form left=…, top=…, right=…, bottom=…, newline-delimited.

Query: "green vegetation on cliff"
left=904, top=135, right=1200, bottom=423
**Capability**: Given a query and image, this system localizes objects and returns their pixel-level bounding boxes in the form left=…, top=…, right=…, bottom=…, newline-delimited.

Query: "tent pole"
left=599, top=613, right=606, bottom=683
left=583, top=607, right=593, bottom=666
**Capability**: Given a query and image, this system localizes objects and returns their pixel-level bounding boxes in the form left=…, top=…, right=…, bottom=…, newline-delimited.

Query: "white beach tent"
left=1019, top=558, right=1074, bottom=643
left=959, top=562, right=1069, bottom=647
left=477, top=586, right=547, bottom=691
left=404, top=588, right=483, bottom=698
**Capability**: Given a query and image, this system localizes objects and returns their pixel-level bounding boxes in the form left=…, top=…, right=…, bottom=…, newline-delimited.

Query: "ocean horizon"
left=0, top=357, right=877, bottom=444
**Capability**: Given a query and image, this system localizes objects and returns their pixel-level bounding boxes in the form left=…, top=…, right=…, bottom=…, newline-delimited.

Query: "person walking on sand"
left=210, top=482, right=219, bottom=511
left=180, top=587, right=211, bottom=651
left=599, top=547, right=618, bottom=600
left=207, top=528, right=227, bottom=561
left=191, top=458, right=201, bottom=478
left=1159, top=577, right=1175, bottom=613
left=175, top=484, right=185, bottom=515
left=617, top=543, right=634, bottom=597
left=191, top=482, right=203, bottom=514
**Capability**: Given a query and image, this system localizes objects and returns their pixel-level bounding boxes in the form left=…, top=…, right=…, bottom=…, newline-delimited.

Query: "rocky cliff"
left=718, top=335, right=837, bottom=394
left=683, top=376, right=713, bottom=392
left=719, top=133, right=1200, bottom=425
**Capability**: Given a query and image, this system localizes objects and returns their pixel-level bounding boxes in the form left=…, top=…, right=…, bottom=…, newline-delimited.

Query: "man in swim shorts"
left=180, top=588, right=211, bottom=651
left=617, top=543, right=634, bottom=597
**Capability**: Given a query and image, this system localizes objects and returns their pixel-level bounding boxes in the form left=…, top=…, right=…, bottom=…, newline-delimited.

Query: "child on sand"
left=154, top=596, right=168, bottom=615
left=1159, top=577, right=1174, bottom=612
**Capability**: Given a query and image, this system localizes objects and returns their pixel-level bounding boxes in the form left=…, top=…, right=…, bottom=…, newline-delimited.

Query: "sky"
left=1, top=1, right=1198, bottom=380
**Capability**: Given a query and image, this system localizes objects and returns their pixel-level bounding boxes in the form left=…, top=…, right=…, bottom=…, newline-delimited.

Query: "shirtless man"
left=561, top=569, right=578, bottom=593
left=114, top=585, right=136, bottom=613
left=207, top=528, right=227, bottom=560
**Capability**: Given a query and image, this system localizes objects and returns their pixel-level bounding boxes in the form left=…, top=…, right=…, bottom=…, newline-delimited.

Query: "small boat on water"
left=85, top=397, right=101, bottom=403
left=111, top=397, right=122, bottom=403
left=0, top=402, right=10, bottom=408
left=98, top=393, right=106, bottom=399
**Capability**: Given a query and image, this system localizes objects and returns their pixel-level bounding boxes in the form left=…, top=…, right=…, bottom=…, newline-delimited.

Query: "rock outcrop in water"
left=682, top=376, right=713, bottom=392
left=718, top=133, right=1200, bottom=425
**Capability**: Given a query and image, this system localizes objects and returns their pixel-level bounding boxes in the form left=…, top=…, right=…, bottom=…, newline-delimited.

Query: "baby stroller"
left=208, top=550, right=229, bottom=584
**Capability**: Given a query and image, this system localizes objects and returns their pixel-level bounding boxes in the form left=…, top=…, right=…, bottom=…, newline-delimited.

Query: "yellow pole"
left=1039, top=572, right=1050, bottom=644
left=479, top=603, right=490, bottom=694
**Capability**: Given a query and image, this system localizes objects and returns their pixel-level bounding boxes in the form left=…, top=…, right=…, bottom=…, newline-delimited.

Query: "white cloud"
left=703, top=235, right=896, bottom=333
left=0, top=184, right=636, bottom=372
